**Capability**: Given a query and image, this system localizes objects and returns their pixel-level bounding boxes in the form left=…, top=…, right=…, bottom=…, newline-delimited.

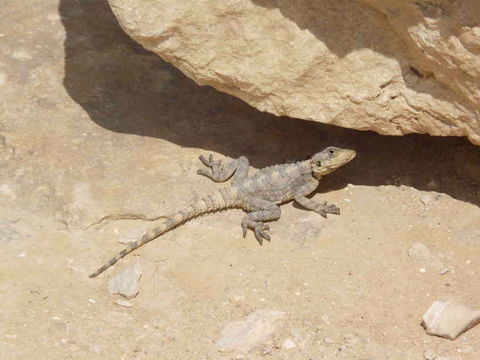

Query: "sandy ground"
left=1, top=1, right=480, bottom=359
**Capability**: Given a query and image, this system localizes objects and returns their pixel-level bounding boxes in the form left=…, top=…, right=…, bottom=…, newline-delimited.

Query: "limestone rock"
left=421, top=300, right=480, bottom=340
left=215, top=310, right=286, bottom=353
left=108, top=263, right=142, bottom=299
left=107, top=0, right=480, bottom=145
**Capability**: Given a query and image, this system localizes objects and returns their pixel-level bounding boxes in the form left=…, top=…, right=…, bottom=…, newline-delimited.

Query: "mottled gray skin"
left=89, top=147, right=356, bottom=278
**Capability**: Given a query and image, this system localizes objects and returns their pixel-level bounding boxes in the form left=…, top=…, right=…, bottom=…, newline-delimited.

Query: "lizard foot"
left=316, top=202, right=340, bottom=218
left=241, top=222, right=271, bottom=245
left=253, top=223, right=270, bottom=245
left=197, top=154, right=232, bottom=182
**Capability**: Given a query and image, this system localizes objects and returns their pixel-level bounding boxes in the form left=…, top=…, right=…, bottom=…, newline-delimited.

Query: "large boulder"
left=107, top=0, right=480, bottom=144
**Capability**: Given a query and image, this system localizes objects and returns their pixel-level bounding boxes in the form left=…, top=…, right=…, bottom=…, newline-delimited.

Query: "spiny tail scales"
left=89, top=188, right=239, bottom=278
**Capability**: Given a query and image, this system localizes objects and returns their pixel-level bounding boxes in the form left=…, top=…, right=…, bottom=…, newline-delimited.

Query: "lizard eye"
left=328, top=149, right=335, bottom=155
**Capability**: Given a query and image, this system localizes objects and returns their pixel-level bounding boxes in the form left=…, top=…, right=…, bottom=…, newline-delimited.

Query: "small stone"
left=115, top=299, right=133, bottom=307
left=88, top=298, right=96, bottom=304
left=321, top=314, right=330, bottom=325
left=283, top=339, right=296, bottom=350
left=108, top=263, right=142, bottom=299
left=215, top=310, right=286, bottom=353
left=324, top=337, right=334, bottom=344
left=421, top=300, right=480, bottom=340
left=438, top=268, right=449, bottom=275
left=424, top=349, right=436, bottom=360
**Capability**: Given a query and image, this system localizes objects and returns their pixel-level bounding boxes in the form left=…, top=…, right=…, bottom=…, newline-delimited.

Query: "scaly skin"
left=89, top=146, right=356, bottom=278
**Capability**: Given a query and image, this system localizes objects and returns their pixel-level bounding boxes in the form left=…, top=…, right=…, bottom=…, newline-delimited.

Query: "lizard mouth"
left=312, top=149, right=356, bottom=177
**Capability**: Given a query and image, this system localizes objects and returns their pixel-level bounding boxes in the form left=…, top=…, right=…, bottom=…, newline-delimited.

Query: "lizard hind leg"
left=241, top=199, right=281, bottom=245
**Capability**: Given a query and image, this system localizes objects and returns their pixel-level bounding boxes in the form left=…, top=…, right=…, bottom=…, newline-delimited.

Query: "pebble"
left=421, top=300, right=480, bottom=340
left=108, top=262, right=142, bottom=299
left=424, top=349, right=436, bottom=360
left=215, top=310, right=286, bottom=353
left=282, top=339, right=296, bottom=350
left=114, top=299, right=133, bottom=307
left=324, top=336, right=334, bottom=344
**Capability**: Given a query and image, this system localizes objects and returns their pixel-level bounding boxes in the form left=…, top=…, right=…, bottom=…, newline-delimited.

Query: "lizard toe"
left=242, top=224, right=248, bottom=238
left=325, top=204, right=340, bottom=215
left=260, top=231, right=271, bottom=242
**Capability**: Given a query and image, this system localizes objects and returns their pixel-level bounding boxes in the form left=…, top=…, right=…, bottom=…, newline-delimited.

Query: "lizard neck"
left=299, top=160, right=314, bottom=176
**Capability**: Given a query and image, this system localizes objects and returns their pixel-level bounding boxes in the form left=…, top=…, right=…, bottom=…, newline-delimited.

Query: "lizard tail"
left=89, top=188, right=239, bottom=278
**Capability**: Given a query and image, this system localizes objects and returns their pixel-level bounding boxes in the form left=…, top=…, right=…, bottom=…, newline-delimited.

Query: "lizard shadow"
left=59, top=0, right=480, bottom=207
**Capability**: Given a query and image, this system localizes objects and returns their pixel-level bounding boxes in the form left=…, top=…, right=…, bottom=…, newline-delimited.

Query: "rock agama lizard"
left=89, top=146, right=356, bottom=277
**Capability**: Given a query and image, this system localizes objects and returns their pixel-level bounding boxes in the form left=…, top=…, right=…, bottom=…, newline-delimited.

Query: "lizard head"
left=311, top=146, right=356, bottom=179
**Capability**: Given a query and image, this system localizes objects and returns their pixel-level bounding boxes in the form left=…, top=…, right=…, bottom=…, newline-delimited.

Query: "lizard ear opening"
left=316, top=161, right=322, bottom=167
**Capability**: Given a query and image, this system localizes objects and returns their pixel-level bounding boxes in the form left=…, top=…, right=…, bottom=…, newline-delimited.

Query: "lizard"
left=89, top=146, right=356, bottom=278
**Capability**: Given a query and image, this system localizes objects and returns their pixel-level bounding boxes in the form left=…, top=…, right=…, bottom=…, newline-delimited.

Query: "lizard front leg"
left=197, top=154, right=249, bottom=183
left=294, top=179, right=340, bottom=218
left=241, top=198, right=281, bottom=245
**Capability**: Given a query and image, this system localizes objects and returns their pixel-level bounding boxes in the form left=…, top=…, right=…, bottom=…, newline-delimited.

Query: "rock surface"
left=215, top=310, right=286, bottom=352
left=421, top=301, right=480, bottom=340
left=407, top=242, right=448, bottom=274
left=107, top=0, right=480, bottom=144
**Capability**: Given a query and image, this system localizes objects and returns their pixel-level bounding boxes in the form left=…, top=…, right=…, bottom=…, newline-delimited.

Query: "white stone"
left=108, top=262, right=142, bottom=299
left=424, top=349, right=436, bottom=360
left=215, top=310, right=286, bottom=353
left=282, top=339, right=296, bottom=350
left=421, top=301, right=480, bottom=340
left=324, top=336, right=334, bottom=344
left=115, top=299, right=133, bottom=307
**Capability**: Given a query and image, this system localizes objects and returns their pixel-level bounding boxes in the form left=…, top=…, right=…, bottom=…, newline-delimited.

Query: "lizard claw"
left=254, top=224, right=271, bottom=245
left=242, top=223, right=248, bottom=238
left=317, top=208, right=327, bottom=218
left=325, top=203, right=340, bottom=215
left=197, top=169, right=211, bottom=177
left=260, top=231, right=271, bottom=242
left=199, top=154, right=210, bottom=167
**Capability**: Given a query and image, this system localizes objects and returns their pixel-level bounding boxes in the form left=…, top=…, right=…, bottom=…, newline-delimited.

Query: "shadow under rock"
left=59, top=0, right=480, bottom=207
